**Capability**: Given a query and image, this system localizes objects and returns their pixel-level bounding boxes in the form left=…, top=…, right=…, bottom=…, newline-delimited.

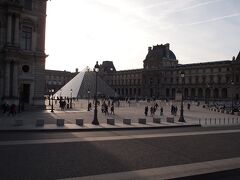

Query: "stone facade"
left=99, top=44, right=240, bottom=102
left=45, top=69, right=78, bottom=95
left=0, top=0, right=47, bottom=108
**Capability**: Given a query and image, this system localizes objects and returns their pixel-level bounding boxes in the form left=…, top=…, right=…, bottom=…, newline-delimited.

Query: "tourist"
left=160, top=107, right=163, bottom=116
left=110, top=105, right=114, bottom=115
left=145, top=106, right=148, bottom=116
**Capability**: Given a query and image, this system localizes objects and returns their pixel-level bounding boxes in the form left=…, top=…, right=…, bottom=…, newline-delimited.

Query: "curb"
left=0, top=124, right=201, bottom=133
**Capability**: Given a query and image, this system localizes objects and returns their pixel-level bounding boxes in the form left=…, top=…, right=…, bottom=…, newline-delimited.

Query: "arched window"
left=213, top=88, right=219, bottom=99
left=125, top=88, right=128, bottom=96
left=166, top=88, right=170, bottom=97
left=198, top=88, right=203, bottom=98
left=21, top=26, right=32, bottom=50
left=205, top=88, right=211, bottom=98
left=191, top=88, right=196, bottom=98
left=222, top=88, right=227, bottom=99
left=130, top=88, right=132, bottom=96
left=172, top=88, right=176, bottom=99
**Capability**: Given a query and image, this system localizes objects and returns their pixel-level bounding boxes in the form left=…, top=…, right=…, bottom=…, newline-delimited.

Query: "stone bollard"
left=107, top=118, right=115, bottom=125
left=138, top=118, right=146, bottom=124
left=14, top=119, right=23, bottom=126
left=36, top=119, right=44, bottom=127
left=57, top=119, right=64, bottom=126
left=123, top=118, right=131, bottom=125
left=153, top=117, right=161, bottom=124
left=76, top=119, right=84, bottom=126
left=166, top=117, right=174, bottom=123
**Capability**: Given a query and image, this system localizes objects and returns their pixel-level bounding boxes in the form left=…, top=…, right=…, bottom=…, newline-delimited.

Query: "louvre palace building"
left=0, top=0, right=47, bottom=108
left=98, top=43, right=240, bottom=102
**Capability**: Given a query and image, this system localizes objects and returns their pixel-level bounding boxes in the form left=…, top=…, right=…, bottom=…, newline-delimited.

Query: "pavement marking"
left=0, top=129, right=240, bottom=146
left=59, top=157, right=240, bottom=180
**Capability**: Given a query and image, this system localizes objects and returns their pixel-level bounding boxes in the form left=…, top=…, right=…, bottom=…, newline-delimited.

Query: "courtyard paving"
left=0, top=99, right=239, bottom=130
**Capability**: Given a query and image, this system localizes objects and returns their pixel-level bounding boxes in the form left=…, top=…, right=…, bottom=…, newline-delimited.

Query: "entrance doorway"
left=21, top=84, right=30, bottom=103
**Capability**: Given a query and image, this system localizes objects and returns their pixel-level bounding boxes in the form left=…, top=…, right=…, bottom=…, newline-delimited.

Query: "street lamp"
left=92, top=61, right=100, bottom=125
left=179, top=71, right=185, bottom=122
left=231, top=80, right=234, bottom=115
left=48, top=89, right=51, bottom=106
left=51, top=89, right=54, bottom=112
left=70, top=89, right=73, bottom=109
left=205, top=84, right=209, bottom=106
left=87, top=89, right=90, bottom=111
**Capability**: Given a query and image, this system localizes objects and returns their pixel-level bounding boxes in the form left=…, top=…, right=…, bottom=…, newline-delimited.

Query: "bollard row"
left=199, top=117, right=240, bottom=126
left=11, top=116, right=182, bottom=127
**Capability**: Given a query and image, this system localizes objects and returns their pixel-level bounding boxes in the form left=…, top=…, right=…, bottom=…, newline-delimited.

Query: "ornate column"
left=14, top=15, right=19, bottom=46
left=7, top=14, right=12, bottom=44
left=12, top=62, right=18, bottom=97
left=4, top=62, right=10, bottom=98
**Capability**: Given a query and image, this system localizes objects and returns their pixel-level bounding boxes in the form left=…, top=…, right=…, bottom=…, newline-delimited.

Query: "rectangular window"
left=202, top=76, right=206, bottom=83
left=24, top=0, right=32, bottom=10
left=196, top=76, right=199, bottom=83
left=21, top=26, right=32, bottom=50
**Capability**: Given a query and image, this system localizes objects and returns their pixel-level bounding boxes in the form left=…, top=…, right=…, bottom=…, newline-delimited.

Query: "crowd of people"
left=1, top=103, right=17, bottom=116
left=101, top=100, right=115, bottom=115
left=144, top=103, right=161, bottom=116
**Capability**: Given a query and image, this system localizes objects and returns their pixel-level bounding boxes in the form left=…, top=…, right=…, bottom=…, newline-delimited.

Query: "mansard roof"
left=145, top=44, right=177, bottom=61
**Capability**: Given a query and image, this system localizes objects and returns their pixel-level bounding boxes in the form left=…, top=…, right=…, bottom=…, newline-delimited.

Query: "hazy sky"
left=45, top=0, right=240, bottom=72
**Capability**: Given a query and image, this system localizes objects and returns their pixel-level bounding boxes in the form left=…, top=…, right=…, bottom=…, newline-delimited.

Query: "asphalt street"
left=0, top=127, right=240, bottom=179
left=0, top=126, right=240, bottom=141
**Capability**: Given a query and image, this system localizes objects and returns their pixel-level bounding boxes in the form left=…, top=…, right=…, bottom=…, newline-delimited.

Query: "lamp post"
left=92, top=61, right=100, bottom=125
left=205, top=84, right=209, bottom=106
left=51, top=89, right=54, bottom=112
left=87, top=89, right=90, bottom=111
left=70, top=89, right=73, bottom=109
left=48, top=89, right=51, bottom=106
left=179, top=71, right=185, bottom=122
left=231, top=80, right=234, bottom=115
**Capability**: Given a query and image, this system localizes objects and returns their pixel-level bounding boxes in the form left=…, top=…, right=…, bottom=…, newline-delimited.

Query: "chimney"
left=165, top=43, right=170, bottom=58
left=148, top=46, right=152, bottom=52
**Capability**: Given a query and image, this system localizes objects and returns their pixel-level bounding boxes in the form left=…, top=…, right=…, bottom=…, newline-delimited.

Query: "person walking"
left=110, top=105, right=114, bottom=115
left=160, top=107, right=163, bottom=116
left=145, top=106, right=148, bottom=116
